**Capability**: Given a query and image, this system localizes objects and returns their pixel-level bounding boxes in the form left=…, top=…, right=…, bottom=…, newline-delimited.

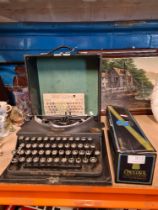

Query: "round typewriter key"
left=39, top=143, right=44, bottom=148
left=40, top=157, right=46, bottom=163
left=54, top=157, right=59, bottom=163
left=65, top=143, right=70, bottom=149
left=87, top=137, right=93, bottom=141
left=32, top=150, right=38, bottom=155
left=43, top=137, right=48, bottom=141
left=76, top=157, right=81, bottom=164
left=19, top=143, right=25, bottom=148
left=26, top=143, right=31, bottom=149
left=51, top=143, right=57, bottom=148
left=68, top=157, right=75, bottom=164
left=31, top=137, right=36, bottom=141
left=37, top=137, right=42, bottom=141
left=50, top=137, right=55, bottom=141
left=62, top=137, right=67, bottom=141
left=79, top=150, right=85, bottom=156
left=47, top=157, right=53, bottom=163
left=19, top=157, right=25, bottom=163
left=52, top=150, right=58, bottom=155
left=39, top=150, right=45, bottom=155
left=90, top=143, right=96, bottom=149
left=45, top=150, right=51, bottom=155
left=68, top=137, right=74, bottom=141
left=32, top=143, right=38, bottom=148
left=90, top=157, right=97, bottom=164
left=71, top=143, right=77, bottom=149
left=82, top=157, right=89, bottom=164
left=75, top=137, right=80, bottom=141
left=25, top=137, right=30, bottom=141
left=65, top=150, right=71, bottom=156
left=78, top=143, right=83, bottom=149
left=84, top=143, right=90, bottom=149
left=19, top=150, right=25, bottom=155
left=26, top=157, right=32, bottom=163
left=72, top=150, right=78, bottom=155
left=11, top=158, right=18, bottom=163
left=94, top=150, right=101, bottom=156
left=25, top=150, right=31, bottom=155
left=56, top=137, right=61, bottom=141
left=61, top=157, right=67, bottom=163
left=85, top=150, right=92, bottom=156
left=19, top=136, right=24, bottom=140
left=45, top=143, right=50, bottom=148
left=81, top=137, right=86, bottom=141
left=59, top=150, right=64, bottom=155
left=33, top=157, right=39, bottom=163
left=12, top=150, right=17, bottom=155
left=58, top=143, right=63, bottom=149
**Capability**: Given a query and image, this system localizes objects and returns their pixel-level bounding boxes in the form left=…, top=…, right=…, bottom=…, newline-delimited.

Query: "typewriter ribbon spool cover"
left=0, top=54, right=112, bottom=185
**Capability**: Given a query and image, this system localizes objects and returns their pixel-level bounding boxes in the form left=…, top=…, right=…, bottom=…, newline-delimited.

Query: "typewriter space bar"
left=24, top=164, right=81, bottom=169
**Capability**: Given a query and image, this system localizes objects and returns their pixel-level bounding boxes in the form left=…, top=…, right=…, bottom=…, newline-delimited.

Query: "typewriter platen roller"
left=0, top=115, right=112, bottom=185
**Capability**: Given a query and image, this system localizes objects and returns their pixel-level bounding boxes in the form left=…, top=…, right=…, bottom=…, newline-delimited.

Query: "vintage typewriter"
left=1, top=114, right=111, bottom=184
left=0, top=48, right=112, bottom=185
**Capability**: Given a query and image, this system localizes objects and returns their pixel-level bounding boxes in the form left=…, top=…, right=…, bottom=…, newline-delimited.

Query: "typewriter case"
left=26, top=53, right=100, bottom=118
left=25, top=53, right=111, bottom=184
left=0, top=50, right=112, bottom=185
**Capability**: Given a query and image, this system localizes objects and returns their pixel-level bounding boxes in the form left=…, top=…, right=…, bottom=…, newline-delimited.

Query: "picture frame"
left=100, top=50, right=158, bottom=114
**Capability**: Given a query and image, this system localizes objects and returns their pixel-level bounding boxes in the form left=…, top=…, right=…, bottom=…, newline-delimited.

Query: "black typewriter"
left=0, top=52, right=112, bottom=185
left=0, top=115, right=111, bottom=185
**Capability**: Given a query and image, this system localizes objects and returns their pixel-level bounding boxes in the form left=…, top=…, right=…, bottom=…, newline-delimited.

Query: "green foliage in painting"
left=102, top=58, right=153, bottom=96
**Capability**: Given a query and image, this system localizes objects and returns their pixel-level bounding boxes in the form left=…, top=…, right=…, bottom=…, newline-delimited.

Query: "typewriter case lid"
left=25, top=53, right=101, bottom=117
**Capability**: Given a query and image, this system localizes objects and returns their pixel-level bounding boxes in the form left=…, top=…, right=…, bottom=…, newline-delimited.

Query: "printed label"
left=127, top=155, right=146, bottom=164
left=43, top=93, right=85, bottom=115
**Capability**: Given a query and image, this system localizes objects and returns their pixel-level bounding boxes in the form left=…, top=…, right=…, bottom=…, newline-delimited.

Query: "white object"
left=0, top=101, right=12, bottom=138
left=43, top=93, right=85, bottom=115
left=128, top=155, right=146, bottom=164
left=151, top=82, right=158, bottom=122
left=0, top=101, right=12, bottom=112
left=0, top=112, right=8, bottom=138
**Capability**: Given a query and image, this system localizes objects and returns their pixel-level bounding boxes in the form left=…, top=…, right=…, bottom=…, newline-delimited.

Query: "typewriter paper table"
left=0, top=115, right=158, bottom=209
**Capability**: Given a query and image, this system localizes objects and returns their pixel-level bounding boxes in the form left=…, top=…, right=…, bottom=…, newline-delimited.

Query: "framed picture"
left=101, top=56, right=158, bottom=114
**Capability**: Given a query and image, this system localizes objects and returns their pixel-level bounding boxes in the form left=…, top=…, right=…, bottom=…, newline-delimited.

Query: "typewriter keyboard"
left=9, top=134, right=103, bottom=177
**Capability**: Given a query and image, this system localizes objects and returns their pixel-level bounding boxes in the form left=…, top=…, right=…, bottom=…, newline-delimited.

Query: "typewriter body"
left=0, top=47, right=112, bottom=185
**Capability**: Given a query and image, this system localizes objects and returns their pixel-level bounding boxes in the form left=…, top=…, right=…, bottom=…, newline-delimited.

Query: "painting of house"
left=102, top=67, right=136, bottom=93
left=101, top=57, right=158, bottom=112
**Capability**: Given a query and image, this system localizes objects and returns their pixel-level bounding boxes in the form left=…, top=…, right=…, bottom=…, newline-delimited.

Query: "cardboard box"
left=107, top=105, right=156, bottom=185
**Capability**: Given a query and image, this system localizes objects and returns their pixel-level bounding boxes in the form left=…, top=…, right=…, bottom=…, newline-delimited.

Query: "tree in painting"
left=101, top=58, right=153, bottom=110
left=102, top=58, right=153, bottom=98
